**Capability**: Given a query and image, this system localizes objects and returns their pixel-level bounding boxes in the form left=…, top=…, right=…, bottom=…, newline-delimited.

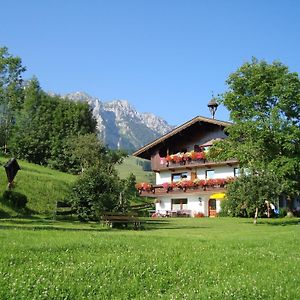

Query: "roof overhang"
left=133, top=115, right=232, bottom=159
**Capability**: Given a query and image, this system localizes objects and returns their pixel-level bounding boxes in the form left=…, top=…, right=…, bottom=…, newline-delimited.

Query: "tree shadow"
left=0, top=209, right=11, bottom=218
left=142, top=219, right=209, bottom=231
left=0, top=223, right=112, bottom=233
left=261, top=218, right=300, bottom=226
left=0, top=191, right=36, bottom=217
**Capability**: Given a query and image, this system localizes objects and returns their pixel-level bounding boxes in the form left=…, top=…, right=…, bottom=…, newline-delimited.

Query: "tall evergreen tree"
left=11, top=79, right=97, bottom=170
left=48, top=96, right=97, bottom=172
left=10, top=78, right=54, bottom=164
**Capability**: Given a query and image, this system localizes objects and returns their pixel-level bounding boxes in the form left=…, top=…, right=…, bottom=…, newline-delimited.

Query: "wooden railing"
left=151, top=152, right=238, bottom=171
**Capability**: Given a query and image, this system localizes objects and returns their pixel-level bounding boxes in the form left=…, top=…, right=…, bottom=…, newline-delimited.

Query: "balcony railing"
left=135, top=178, right=234, bottom=197
left=151, top=151, right=238, bottom=171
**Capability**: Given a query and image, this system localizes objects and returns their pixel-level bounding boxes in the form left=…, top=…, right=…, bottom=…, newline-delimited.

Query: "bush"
left=69, top=165, right=124, bottom=221
left=277, top=208, right=287, bottom=218
left=2, top=191, right=28, bottom=209
left=218, top=205, right=230, bottom=217
left=292, top=208, right=300, bottom=217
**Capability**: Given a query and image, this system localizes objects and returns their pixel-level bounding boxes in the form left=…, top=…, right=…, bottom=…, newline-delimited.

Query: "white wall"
left=156, top=162, right=238, bottom=185
left=155, top=194, right=210, bottom=216
left=156, top=171, right=171, bottom=184
left=196, top=165, right=236, bottom=179
left=156, top=196, right=172, bottom=211
left=216, top=200, right=222, bottom=213
left=188, top=195, right=209, bottom=216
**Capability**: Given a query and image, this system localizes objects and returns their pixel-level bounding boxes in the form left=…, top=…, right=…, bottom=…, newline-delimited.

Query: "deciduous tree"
left=209, top=58, right=300, bottom=217
left=0, top=47, right=26, bottom=152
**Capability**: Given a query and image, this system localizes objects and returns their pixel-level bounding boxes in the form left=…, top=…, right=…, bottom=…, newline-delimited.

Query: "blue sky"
left=1, top=0, right=300, bottom=125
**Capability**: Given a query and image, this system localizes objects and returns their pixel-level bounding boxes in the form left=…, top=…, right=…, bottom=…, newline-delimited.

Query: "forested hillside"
left=0, top=47, right=153, bottom=219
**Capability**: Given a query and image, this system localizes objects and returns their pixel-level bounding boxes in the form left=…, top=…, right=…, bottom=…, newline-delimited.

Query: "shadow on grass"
left=0, top=191, right=37, bottom=217
left=143, top=219, right=209, bottom=231
left=0, top=224, right=112, bottom=232
left=261, top=218, right=300, bottom=226
left=0, top=217, right=110, bottom=232
left=0, top=209, right=11, bottom=218
left=0, top=217, right=209, bottom=232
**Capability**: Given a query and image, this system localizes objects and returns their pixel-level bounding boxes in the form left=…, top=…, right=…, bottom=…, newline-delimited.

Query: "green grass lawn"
left=0, top=217, right=299, bottom=299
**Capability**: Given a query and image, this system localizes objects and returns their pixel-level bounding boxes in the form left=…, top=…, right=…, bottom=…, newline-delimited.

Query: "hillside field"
left=0, top=155, right=152, bottom=217
left=117, top=156, right=154, bottom=183
left=0, top=156, right=76, bottom=217
left=0, top=217, right=299, bottom=299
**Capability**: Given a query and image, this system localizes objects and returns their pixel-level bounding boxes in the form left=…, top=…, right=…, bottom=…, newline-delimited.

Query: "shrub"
left=69, top=165, right=133, bottom=221
left=292, top=208, right=300, bottom=217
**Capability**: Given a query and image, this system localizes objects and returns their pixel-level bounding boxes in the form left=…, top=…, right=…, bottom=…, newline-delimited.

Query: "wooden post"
left=266, top=201, right=270, bottom=218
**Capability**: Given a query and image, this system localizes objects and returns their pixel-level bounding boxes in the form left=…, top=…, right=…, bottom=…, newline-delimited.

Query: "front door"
left=208, top=199, right=217, bottom=217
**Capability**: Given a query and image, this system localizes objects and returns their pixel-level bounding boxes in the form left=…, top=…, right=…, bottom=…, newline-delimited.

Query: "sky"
left=1, top=0, right=300, bottom=125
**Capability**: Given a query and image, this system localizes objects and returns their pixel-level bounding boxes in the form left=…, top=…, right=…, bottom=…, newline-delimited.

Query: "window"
left=172, top=172, right=188, bottom=182
left=171, top=198, right=188, bottom=210
left=234, top=168, right=240, bottom=177
left=205, top=170, right=215, bottom=179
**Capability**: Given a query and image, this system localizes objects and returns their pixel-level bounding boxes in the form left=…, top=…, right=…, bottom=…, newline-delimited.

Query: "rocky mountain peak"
left=63, top=92, right=174, bottom=152
left=103, top=99, right=138, bottom=120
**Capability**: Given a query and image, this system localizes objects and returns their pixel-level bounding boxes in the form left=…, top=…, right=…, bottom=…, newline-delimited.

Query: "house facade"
left=133, top=116, right=239, bottom=217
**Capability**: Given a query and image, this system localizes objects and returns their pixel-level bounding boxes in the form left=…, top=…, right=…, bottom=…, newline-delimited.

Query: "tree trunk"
left=266, top=201, right=270, bottom=218
left=253, top=207, right=258, bottom=224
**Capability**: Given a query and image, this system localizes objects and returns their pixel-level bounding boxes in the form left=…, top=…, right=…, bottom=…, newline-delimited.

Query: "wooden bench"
left=101, top=214, right=143, bottom=230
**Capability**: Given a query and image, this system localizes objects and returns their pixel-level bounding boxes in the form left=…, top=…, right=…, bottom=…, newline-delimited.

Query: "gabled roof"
left=133, top=115, right=232, bottom=158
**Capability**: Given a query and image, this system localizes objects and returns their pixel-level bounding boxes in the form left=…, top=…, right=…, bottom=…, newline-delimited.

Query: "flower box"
left=135, top=182, right=153, bottom=194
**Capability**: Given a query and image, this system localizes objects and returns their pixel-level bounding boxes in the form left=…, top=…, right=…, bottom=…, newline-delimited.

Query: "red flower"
left=165, top=155, right=172, bottom=162
left=195, top=152, right=206, bottom=160
left=177, top=180, right=194, bottom=189
left=135, top=182, right=152, bottom=192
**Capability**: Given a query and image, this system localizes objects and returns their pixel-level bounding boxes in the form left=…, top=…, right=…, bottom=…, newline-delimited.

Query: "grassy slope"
left=0, top=156, right=76, bottom=216
left=117, top=155, right=154, bottom=183
left=0, top=217, right=299, bottom=299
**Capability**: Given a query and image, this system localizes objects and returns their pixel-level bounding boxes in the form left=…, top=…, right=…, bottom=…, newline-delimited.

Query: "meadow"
left=0, top=156, right=76, bottom=217
left=0, top=217, right=299, bottom=299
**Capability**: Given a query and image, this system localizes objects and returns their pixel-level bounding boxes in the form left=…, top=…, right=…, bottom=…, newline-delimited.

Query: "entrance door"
left=208, top=199, right=217, bottom=217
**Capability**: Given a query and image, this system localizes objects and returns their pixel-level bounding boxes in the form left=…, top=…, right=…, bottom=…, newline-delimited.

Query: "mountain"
left=63, top=92, right=174, bottom=152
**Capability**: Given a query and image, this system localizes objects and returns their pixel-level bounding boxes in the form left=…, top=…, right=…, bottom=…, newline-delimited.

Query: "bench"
left=101, top=214, right=143, bottom=230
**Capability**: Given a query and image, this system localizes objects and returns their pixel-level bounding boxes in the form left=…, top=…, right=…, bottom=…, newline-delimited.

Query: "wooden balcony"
left=138, top=185, right=226, bottom=198
left=151, top=153, right=238, bottom=172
